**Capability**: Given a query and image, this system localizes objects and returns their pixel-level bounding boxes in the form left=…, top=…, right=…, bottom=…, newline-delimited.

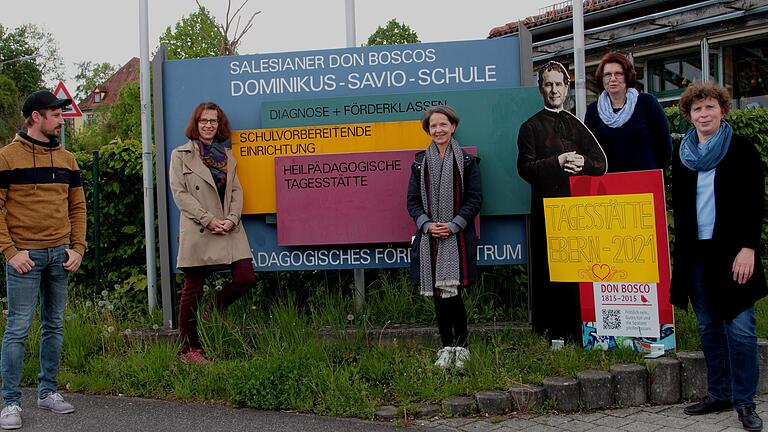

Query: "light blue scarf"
left=597, top=88, right=639, bottom=128
left=680, top=120, right=732, bottom=171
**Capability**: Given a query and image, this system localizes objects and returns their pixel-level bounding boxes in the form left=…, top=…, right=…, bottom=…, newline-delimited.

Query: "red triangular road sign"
left=53, top=81, right=82, bottom=118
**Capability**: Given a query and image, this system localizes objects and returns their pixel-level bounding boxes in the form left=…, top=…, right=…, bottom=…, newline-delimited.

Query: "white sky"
left=2, top=0, right=556, bottom=86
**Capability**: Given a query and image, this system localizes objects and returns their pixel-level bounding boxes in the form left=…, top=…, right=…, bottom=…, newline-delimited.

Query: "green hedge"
left=69, top=139, right=157, bottom=311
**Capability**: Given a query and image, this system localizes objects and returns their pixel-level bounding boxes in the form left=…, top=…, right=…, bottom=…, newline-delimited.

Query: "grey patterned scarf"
left=418, top=138, right=465, bottom=297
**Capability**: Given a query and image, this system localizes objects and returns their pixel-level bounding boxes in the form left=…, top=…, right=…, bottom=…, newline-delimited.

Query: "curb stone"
left=577, top=369, right=614, bottom=409
left=475, top=390, right=512, bottom=415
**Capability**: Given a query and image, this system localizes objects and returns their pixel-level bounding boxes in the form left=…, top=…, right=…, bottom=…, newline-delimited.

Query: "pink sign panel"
left=275, top=148, right=477, bottom=246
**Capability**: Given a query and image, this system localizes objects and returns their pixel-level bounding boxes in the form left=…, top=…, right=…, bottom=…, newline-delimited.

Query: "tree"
left=366, top=19, right=420, bottom=46
left=158, top=6, right=225, bottom=60
left=158, top=2, right=260, bottom=59
left=69, top=82, right=141, bottom=152
left=0, top=23, right=64, bottom=93
left=0, top=75, right=21, bottom=143
left=0, top=24, right=42, bottom=96
left=74, top=61, right=116, bottom=101
left=196, top=0, right=261, bottom=55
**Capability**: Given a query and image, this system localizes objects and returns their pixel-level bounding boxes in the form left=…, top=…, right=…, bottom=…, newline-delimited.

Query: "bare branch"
left=197, top=0, right=261, bottom=56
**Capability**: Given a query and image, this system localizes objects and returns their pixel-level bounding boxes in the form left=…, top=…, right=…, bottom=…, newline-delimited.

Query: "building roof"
left=488, top=0, right=706, bottom=41
left=78, top=57, right=139, bottom=111
left=489, top=0, right=633, bottom=38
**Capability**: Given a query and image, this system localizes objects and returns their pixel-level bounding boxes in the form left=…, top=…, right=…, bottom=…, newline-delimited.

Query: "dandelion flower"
left=347, top=314, right=355, bottom=322
left=98, top=300, right=105, bottom=307
left=101, top=290, right=109, bottom=298
left=85, top=301, right=92, bottom=307
left=107, top=304, right=114, bottom=310
left=107, top=326, right=115, bottom=333
left=152, top=324, right=159, bottom=330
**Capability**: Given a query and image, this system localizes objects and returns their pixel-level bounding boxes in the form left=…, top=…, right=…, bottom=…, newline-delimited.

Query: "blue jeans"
left=690, top=256, right=758, bottom=409
left=1, top=245, right=69, bottom=407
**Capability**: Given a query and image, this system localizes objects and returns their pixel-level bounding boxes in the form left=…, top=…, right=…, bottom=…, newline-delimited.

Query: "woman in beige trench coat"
left=169, top=102, right=255, bottom=364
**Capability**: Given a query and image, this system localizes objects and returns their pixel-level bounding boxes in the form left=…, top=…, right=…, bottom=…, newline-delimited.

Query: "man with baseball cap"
left=0, top=90, right=86, bottom=430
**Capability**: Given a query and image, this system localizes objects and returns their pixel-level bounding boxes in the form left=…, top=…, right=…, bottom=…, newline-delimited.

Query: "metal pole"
left=700, top=37, right=710, bottom=82
left=346, top=0, right=365, bottom=314
left=140, top=0, right=157, bottom=313
left=345, top=0, right=356, bottom=48
left=60, top=123, right=65, bottom=149
left=92, top=151, right=101, bottom=295
left=152, top=45, right=175, bottom=329
left=573, top=0, right=587, bottom=120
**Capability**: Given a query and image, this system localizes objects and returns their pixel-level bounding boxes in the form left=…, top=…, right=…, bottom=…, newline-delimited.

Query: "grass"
left=3, top=269, right=767, bottom=419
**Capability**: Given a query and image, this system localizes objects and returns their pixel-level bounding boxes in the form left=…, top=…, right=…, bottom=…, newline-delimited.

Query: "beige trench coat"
left=169, top=141, right=253, bottom=269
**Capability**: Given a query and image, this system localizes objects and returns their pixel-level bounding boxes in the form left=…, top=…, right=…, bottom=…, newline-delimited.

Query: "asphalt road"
left=12, top=388, right=409, bottom=432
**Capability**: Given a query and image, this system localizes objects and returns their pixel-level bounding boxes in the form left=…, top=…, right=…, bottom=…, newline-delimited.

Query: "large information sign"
left=233, top=121, right=426, bottom=214
left=160, top=38, right=536, bottom=273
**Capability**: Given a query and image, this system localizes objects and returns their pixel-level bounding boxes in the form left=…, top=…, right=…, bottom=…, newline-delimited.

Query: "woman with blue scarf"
left=585, top=52, right=671, bottom=172
left=169, top=102, right=256, bottom=364
left=671, top=82, right=766, bottom=432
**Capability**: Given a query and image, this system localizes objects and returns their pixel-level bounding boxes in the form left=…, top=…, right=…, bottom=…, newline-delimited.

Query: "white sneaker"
left=0, top=404, right=21, bottom=430
left=454, top=347, right=470, bottom=369
left=434, top=347, right=454, bottom=368
left=37, top=392, right=74, bottom=414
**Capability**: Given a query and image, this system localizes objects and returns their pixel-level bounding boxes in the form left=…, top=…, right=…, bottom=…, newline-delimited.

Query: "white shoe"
left=37, top=392, right=74, bottom=414
left=0, top=404, right=21, bottom=430
left=454, top=347, right=470, bottom=369
left=435, top=347, right=454, bottom=368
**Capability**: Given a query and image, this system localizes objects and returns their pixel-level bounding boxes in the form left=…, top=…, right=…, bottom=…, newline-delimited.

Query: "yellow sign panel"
left=543, top=193, right=659, bottom=283
left=232, top=121, right=428, bottom=214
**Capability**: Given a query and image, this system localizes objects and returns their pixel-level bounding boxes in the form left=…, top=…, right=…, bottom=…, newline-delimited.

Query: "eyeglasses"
left=198, top=119, right=219, bottom=125
left=603, top=71, right=625, bottom=80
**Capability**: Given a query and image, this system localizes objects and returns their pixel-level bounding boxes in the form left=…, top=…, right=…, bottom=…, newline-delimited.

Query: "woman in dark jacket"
left=407, top=105, right=482, bottom=369
left=672, top=82, right=766, bottom=431
left=585, top=51, right=671, bottom=172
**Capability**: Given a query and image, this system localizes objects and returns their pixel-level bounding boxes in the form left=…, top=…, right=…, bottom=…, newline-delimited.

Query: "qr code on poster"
left=602, top=309, right=621, bottom=330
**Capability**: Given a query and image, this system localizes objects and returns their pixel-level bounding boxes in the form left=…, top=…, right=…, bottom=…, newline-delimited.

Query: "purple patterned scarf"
left=197, top=140, right=228, bottom=204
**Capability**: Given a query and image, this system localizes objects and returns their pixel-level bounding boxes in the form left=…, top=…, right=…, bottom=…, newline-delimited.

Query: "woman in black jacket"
left=407, top=106, right=482, bottom=369
left=672, top=82, right=766, bottom=431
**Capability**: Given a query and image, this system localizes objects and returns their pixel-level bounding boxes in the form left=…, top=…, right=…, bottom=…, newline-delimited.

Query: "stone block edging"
left=377, top=345, right=768, bottom=421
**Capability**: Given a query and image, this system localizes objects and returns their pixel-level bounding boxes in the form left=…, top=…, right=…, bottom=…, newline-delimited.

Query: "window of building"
left=646, top=51, right=718, bottom=101
left=724, top=38, right=768, bottom=109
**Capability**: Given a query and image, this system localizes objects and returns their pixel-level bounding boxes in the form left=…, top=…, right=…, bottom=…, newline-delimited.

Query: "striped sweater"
left=0, top=132, right=87, bottom=260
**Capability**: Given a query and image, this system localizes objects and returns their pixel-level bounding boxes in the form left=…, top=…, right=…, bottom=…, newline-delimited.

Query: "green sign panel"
left=261, top=87, right=542, bottom=215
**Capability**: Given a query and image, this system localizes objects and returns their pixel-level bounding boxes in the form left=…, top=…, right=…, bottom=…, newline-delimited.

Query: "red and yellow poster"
left=544, top=171, right=674, bottom=352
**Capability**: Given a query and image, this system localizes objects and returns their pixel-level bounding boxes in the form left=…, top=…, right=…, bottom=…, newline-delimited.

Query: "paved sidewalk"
left=412, top=394, right=768, bottom=431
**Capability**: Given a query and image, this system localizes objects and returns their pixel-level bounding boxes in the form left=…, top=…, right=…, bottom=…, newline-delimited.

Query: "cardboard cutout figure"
left=517, top=61, right=607, bottom=342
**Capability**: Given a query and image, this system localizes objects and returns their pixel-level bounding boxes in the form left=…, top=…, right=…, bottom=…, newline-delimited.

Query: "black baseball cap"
left=22, top=90, right=72, bottom=118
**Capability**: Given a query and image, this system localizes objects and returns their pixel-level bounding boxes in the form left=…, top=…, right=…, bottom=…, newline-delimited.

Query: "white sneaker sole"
left=37, top=405, right=74, bottom=414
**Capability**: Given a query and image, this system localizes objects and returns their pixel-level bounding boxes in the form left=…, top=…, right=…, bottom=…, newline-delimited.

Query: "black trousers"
left=434, top=291, right=468, bottom=347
